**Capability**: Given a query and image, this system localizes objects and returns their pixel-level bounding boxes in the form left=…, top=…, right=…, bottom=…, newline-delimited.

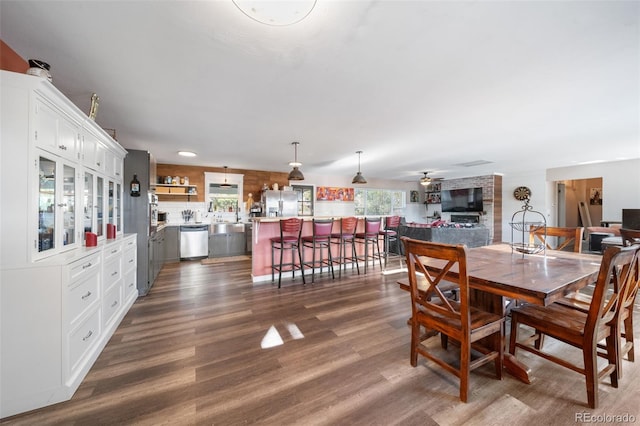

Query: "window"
left=292, top=185, right=314, bottom=216
left=354, top=188, right=405, bottom=216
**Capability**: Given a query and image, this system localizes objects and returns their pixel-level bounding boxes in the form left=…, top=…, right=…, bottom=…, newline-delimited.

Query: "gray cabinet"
left=209, top=233, right=246, bottom=258
left=148, top=228, right=166, bottom=286
left=164, top=226, right=180, bottom=262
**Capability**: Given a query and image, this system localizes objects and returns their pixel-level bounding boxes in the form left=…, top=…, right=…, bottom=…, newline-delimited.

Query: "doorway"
left=556, top=177, right=603, bottom=228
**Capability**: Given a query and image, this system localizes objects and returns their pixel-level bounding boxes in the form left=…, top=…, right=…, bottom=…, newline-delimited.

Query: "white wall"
left=502, top=159, right=640, bottom=243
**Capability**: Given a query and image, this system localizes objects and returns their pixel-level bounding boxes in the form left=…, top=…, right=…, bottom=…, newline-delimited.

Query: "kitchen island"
left=251, top=216, right=366, bottom=282
left=250, top=217, right=491, bottom=283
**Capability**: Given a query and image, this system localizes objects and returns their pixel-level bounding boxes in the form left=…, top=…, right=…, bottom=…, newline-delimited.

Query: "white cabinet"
left=122, top=236, right=138, bottom=302
left=65, top=252, right=103, bottom=383
left=32, top=95, right=81, bottom=162
left=0, top=70, right=134, bottom=418
left=81, top=128, right=106, bottom=173
left=35, top=150, right=81, bottom=259
left=67, top=252, right=101, bottom=326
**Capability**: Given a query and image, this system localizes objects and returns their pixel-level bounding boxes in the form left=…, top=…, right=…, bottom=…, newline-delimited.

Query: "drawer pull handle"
left=81, top=291, right=92, bottom=300
left=82, top=262, right=92, bottom=269
left=129, top=282, right=134, bottom=288
left=111, top=300, right=118, bottom=308
left=111, top=249, right=118, bottom=254
left=111, top=271, right=118, bottom=277
left=129, top=259, right=134, bottom=263
left=82, top=330, right=93, bottom=342
left=58, top=144, right=67, bottom=150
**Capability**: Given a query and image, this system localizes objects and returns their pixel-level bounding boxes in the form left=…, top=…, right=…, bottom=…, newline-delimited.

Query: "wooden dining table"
left=398, top=243, right=603, bottom=383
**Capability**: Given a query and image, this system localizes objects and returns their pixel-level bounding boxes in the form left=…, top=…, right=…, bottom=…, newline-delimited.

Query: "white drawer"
left=103, top=257, right=121, bottom=291
left=122, top=237, right=136, bottom=251
left=103, top=283, right=122, bottom=326
left=68, top=252, right=101, bottom=283
left=67, top=271, right=99, bottom=325
left=123, top=247, right=136, bottom=272
left=123, top=268, right=137, bottom=299
left=103, top=243, right=122, bottom=262
left=68, top=307, right=101, bottom=373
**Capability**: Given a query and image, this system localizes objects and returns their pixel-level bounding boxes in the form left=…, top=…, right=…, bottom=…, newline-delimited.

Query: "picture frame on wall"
left=590, top=188, right=602, bottom=205
left=410, top=190, right=419, bottom=203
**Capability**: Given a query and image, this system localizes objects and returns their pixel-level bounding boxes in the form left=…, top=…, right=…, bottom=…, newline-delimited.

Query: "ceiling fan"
left=420, top=172, right=433, bottom=186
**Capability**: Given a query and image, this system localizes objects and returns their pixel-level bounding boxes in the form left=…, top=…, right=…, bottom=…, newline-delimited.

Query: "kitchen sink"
left=210, top=223, right=245, bottom=234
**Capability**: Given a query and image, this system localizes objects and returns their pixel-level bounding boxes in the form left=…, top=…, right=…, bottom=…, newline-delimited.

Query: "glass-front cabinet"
left=115, top=182, right=122, bottom=232
left=84, top=171, right=95, bottom=233
left=108, top=180, right=115, bottom=227
left=62, top=164, right=76, bottom=246
left=96, top=176, right=104, bottom=238
left=38, top=156, right=56, bottom=253
left=36, top=152, right=79, bottom=257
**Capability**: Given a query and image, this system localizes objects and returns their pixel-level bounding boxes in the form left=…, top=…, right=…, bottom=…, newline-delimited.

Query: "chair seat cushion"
left=355, top=233, right=378, bottom=238
left=379, top=230, right=397, bottom=236
left=331, top=233, right=355, bottom=239
left=302, top=236, right=330, bottom=243
left=271, top=236, right=300, bottom=244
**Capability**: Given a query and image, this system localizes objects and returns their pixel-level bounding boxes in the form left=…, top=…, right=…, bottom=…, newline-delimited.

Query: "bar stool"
left=301, top=218, right=335, bottom=283
left=331, top=217, right=360, bottom=277
left=355, top=217, right=383, bottom=274
left=271, top=218, right=305, bottom=288
left=379, top=215, right=401, bottom=267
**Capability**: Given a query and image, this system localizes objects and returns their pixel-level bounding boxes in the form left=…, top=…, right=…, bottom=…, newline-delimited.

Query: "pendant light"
left=420, top=171, right=432, bottom=187
left=220, top=166, right=232, bottom=188
left=288, top=141, right=305, bottom=181
left=352, top=151, right=367, bottom=184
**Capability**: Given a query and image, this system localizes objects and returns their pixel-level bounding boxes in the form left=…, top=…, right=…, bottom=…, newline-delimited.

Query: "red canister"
left=107, top=224, right=116, bottom=239
left=85, top=232, right=98, bottom=247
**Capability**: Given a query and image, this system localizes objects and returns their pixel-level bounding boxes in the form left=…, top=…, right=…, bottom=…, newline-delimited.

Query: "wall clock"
left=513, top=186, right=531, bottom=201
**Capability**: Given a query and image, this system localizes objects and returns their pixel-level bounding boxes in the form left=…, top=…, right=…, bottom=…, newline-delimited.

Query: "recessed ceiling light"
left=232, top=0, right=317, bottom=26
left=178, top=151, right=197, bottom=157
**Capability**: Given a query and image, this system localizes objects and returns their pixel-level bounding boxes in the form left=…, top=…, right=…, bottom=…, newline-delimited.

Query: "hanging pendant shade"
left=352, top=151, right=367, bottom=184
left=288, top=142, right=305, bottom=181
left=220, top=166, right=232, bottom=188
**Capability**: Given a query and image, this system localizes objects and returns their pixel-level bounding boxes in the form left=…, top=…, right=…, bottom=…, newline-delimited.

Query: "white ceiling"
left=1, top=1, right=638, bottom=182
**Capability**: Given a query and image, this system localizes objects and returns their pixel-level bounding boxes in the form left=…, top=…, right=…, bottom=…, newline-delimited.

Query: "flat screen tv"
left=441, top=187, right=483, bottom=212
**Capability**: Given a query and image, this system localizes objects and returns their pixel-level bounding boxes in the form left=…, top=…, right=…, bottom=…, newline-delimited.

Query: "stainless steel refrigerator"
left=262, top=190, right=298, bottom=217
left=123, top=149, right=157, bottom=296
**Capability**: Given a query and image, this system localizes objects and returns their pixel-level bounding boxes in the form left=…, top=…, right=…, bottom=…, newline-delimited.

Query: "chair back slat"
left=281, top=218, right=303, bottom=236
left=340, top=217, right=358, bottom=235
left=530, top=226, right=584, bottom=253
left=403, top=238, right=470, bottom=331
left=585, top=246, right=639, bottom=342
left=385, top=215, right=401, bottom=228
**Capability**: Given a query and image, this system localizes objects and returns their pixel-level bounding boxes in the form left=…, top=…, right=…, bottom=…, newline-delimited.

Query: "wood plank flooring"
left=3, top=258, right=640, bottom=425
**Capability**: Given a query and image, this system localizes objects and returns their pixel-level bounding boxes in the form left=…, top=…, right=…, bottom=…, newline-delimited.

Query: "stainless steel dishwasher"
left=180, top=225, right=209, bottom=259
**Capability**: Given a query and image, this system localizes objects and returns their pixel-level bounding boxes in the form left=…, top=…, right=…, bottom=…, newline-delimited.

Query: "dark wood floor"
left=4, top=257, right=640, bottom=425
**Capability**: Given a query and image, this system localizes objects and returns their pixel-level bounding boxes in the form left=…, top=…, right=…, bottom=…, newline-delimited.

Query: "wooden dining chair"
left=402, top=237, right=503, bottom=403
left=620, top=228, right=640, bottom=247
left=556, top=244, right=640, bottom=379
left=530, top=226, right=584, bottom=253
left=508, top=245, right=639, bottom=408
